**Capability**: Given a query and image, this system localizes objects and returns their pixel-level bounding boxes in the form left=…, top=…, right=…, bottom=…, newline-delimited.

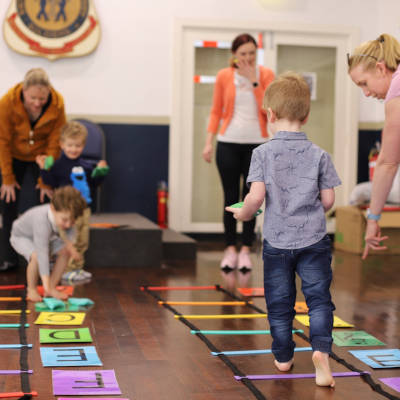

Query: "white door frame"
left=170, top=19, right=360, bottom=233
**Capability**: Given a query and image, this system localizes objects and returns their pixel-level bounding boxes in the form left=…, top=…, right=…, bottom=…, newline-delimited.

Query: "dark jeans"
left=1, top=159, right=40, bottom=264
left=263, top=235, right=335, bottom=362
left=216, top=141, right=259, bottom=247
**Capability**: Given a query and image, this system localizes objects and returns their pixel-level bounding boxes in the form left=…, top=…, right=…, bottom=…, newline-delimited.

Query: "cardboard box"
left=334, top=206, right=400, bottom=254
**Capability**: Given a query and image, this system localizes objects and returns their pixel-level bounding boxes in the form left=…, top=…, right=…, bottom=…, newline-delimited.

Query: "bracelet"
left=366, top=208, right=381, bottom=221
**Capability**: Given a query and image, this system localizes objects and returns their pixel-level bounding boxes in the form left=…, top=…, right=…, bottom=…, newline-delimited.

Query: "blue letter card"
left=41, top=346, right=102, bottom=367
left=349, top=349, right=400, bottom=369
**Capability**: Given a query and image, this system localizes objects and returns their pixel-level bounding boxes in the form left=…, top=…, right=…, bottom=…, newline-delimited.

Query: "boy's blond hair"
left=264, top=72, right=310, bottom=122
left=60, top=121, right=88, bottom=144
left=51, top=186, right=87, bottom=220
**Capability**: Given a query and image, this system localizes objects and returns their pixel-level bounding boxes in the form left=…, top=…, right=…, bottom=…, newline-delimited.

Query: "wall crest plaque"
left=3, top=0, right=101, bottom=60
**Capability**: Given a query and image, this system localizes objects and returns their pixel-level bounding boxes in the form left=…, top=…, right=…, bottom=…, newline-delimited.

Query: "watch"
left=366, top=208, right=381, bottom=221
left=252, top=81, right=259, bottom=87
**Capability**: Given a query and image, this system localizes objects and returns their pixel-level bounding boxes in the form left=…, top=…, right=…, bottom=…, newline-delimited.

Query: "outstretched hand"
left=36, top=184, right=53, bottom=203
left=225, top=206, right=253, bottom=222
left=96, top=159, right=108, bottom=168
left=0, top=182, right=20, bottom=203
left=362, top=220, right=388, bottom=259
left=35, top=154, right=46, bottom=169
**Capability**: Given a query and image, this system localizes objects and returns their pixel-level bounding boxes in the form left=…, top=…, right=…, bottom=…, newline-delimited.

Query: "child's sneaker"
left=62, top=270, right=90, bottom=283
left=79, top=269, right=92, bottom=279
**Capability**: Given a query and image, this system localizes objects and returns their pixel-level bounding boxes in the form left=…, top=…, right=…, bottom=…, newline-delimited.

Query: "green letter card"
left=40, top=327, right=92, bottom=344
left=332, top=330, right=385, bottom=347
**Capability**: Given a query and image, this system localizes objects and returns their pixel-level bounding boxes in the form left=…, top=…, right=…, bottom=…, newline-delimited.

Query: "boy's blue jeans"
left=263, top=235, right=335, bottom=362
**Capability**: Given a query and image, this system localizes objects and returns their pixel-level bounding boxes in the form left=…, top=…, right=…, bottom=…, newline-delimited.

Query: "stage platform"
left=0, top=213, right=197, bottom=268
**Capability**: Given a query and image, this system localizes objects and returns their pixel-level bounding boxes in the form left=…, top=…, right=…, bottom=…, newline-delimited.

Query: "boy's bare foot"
left=312, top=351, right=335, bottom=387
left=27, top=288, right=42, bottom=302
left=274, top=358, right=293, bottom=371
left=46, top=288, right=68, bottom=300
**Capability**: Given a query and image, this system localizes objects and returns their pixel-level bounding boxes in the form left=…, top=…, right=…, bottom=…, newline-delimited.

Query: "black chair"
left=73, top=118, right=106, bottom=213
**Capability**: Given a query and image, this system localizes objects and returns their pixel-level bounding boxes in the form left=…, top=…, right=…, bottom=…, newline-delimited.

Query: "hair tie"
left=378, top=36, right=385, bottom=43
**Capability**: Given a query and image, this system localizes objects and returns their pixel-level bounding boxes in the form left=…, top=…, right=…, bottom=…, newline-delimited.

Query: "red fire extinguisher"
left=157, top=181, right=168, bottom=229
left=368, top=141, right=380, bottom=181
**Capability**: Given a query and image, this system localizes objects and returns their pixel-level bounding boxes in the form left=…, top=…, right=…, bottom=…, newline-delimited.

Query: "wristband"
left=366, top=208, right=381, bottom=221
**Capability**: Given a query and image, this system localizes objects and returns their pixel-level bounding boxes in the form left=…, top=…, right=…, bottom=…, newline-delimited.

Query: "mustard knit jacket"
left=0, top=83, right=66, bottom=185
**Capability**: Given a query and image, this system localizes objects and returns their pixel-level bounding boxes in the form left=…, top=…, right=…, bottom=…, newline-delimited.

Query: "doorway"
left=170, top=21, right=359, bottom=232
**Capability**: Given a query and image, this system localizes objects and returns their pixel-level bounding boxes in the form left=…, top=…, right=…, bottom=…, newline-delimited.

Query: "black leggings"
left=1, top=159, right=40, bottom=264
left=216, top=141, right=260, bottom=247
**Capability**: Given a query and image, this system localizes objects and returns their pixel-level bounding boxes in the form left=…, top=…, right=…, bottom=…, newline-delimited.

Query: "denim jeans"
left=263, top=235, right=335, bottom=362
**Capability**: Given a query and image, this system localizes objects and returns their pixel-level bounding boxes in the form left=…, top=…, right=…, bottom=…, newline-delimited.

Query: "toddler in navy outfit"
left=36, top=121, right=108, bottom=282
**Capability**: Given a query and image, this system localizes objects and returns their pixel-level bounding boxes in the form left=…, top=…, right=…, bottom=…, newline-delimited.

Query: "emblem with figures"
left=3, top=0, right=100, bottom=60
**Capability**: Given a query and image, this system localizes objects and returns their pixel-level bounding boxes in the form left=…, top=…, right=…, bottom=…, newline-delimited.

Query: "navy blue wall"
left=98, top=123, right=169, bottom=222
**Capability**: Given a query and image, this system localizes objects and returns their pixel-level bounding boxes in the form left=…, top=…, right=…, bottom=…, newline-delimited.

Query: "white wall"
left=0, top=0, right=397, bottom=122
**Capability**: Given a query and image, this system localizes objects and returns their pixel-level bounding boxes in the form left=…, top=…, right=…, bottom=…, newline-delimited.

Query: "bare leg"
left=274, top=358, right=293, bottom=372
left=46, top=248, right=69, bottom=300
left=312, top=351, right=335, bottom=387
left=26, top=253, right=42, bottom=302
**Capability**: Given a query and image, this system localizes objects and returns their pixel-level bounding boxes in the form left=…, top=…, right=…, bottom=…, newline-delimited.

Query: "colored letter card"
left=35, top=312, right=86, bottom=325
left=350, top=349, right=400, bottom=369
left=41, top=346, right=102, bottom=367
left=53, top=370, right=121, bottom=395
left=380, top=377, right=400, bottom=393
left=295, top=315, right=354, bottom=327
left=40, top=328, right=92, bottom=343
left=332, top=331, right=385, bottom=347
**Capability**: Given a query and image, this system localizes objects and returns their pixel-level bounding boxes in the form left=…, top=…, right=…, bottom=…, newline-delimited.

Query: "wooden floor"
left=0, top=242, right=399, bottom=400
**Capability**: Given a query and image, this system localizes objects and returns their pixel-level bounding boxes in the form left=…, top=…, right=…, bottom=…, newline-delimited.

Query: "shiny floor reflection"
left=0, top=244, right=397, bottom=399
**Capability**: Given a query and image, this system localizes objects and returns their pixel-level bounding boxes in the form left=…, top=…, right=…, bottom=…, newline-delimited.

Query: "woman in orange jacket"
left=0, top=68, right=66, bottom=271
left=202, top=33, right=274, bottom=271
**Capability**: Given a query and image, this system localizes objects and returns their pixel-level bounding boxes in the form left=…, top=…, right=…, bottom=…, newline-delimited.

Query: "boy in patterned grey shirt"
left=226, top=72, right=341, bottom=387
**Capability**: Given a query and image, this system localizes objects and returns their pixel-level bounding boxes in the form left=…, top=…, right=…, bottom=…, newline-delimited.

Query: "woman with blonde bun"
left=348, top=33, right=400, bottom=259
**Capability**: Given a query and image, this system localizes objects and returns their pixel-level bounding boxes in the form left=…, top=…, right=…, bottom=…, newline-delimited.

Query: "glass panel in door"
left=277, top=45, right=336, bottom=154
left=192, top=46, right=230, bottom=223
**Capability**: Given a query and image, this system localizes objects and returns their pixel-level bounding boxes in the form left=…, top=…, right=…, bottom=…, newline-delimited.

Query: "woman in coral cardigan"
left=0, top=68, right=66, bottom=271
left=202, top=33, right=274, bottom=271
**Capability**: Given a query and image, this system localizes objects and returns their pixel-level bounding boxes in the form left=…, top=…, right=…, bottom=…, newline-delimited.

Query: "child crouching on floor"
left=10, top=186, right=87, bottom=302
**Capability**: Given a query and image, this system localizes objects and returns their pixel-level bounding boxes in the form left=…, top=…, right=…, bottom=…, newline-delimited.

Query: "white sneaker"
left=62, top=270, right=90, bottom=283
left=79, top=270, right=92, bottom=279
